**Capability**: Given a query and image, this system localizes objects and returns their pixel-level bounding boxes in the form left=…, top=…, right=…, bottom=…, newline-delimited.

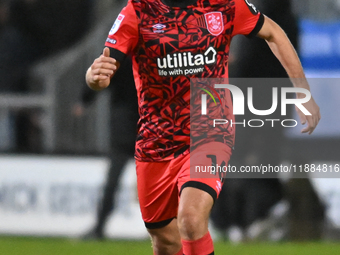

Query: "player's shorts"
left=136, top=142, right=232, bottom=229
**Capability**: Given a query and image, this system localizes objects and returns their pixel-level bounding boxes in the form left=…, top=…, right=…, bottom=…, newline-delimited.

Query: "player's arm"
left=86, top=1, right=138, bottom=91
left=86, top=47, right=120, bottom=91
left=257, top=16, right=321, bottom=134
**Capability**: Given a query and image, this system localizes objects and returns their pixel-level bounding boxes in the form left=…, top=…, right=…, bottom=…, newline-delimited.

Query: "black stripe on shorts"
left=180, top=181, right=217, bottom=203
left=144, top=217, right=175, bottom=229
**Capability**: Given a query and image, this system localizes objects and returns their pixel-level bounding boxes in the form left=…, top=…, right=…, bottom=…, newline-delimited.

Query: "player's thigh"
left=177, top=142, right=232, bottom=238
left=178, top=141, right=232, bottom=202
left=136, top=160, right=179, bottom=226
left=178, top=187, right=214, bottom=236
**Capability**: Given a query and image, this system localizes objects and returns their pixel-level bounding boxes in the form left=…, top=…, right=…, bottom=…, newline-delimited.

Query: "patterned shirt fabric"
left=105, top=0, right=264, bottom=162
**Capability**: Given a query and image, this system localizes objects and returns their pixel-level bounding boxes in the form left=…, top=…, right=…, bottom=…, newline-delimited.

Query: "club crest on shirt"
left=204, top=12, right=224, bottom=36
left=109, top=14, right=125, bottom=35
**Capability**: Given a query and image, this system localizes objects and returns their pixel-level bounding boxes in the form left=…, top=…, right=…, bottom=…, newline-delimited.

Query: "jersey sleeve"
left=231, top=0, right=265, bottom=37
left=105, top=0, right=139, bottom=62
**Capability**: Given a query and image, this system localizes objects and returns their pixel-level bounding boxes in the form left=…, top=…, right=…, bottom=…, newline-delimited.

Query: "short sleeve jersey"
left=105, top=0, right=264, bottom=162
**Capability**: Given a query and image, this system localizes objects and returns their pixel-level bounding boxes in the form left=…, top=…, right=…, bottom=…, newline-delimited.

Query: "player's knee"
left=148, top=228, right=181, bottom=255
left=151, top=242, right=181, bottom=255
left=177, top=209, right=206, bottom=240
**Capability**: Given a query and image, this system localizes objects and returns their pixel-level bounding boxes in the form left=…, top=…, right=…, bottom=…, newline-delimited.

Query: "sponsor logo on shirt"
left=244, top=0, right=258, bottom=15
left=204, top=12, right=224, bottom=36
left=109, top=14, right=125, bottom=35
left=152, top=24, right=166, bottom=33
left=156, top=47, right=217, bottom=76
left=106, top=38, right=117, bottom=45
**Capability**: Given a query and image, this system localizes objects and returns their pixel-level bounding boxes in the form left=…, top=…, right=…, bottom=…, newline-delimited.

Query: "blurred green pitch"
left=1, top=237, right=340, bottom=255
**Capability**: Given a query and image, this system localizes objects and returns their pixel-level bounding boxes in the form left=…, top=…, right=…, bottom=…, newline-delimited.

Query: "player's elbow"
left=258, top=16, right=286, bottom=43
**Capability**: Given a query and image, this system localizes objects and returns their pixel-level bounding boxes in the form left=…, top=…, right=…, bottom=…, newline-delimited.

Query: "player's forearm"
left=266, top=34, right=304, bottom=79
left=266, top=34, right=311, bottom=97
left=259, top=17, right=311, bottom=97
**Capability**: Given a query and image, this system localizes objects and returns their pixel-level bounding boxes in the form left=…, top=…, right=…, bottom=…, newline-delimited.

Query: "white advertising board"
left=0, top=155, right=148, bottom=239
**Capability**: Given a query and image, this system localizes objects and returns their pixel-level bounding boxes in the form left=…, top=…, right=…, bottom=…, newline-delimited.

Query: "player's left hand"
left=296, top=96, right=321, bottom=135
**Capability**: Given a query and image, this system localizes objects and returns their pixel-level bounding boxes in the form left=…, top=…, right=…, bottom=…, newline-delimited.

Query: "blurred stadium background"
left=0, top=0, right=340, bottom=254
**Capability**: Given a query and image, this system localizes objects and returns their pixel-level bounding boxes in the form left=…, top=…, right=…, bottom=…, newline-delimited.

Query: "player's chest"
left=137, top=6, right=235, bottom=45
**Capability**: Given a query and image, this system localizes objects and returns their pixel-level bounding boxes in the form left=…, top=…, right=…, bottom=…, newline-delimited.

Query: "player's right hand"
left=86, top=47, right=119, bottom=90
left=296, top=96, right=321, bottom=135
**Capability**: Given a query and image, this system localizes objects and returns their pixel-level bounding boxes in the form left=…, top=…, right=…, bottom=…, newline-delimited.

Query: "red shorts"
left=136, top=142, right=231, bottom=229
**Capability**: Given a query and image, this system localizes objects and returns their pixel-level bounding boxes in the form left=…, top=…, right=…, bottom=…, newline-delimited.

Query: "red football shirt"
left=105, top=0, right=264, bottom=161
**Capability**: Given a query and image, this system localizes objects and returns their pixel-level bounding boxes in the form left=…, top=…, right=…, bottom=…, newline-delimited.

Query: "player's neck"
left=161, top=0, right=197, bottom=8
